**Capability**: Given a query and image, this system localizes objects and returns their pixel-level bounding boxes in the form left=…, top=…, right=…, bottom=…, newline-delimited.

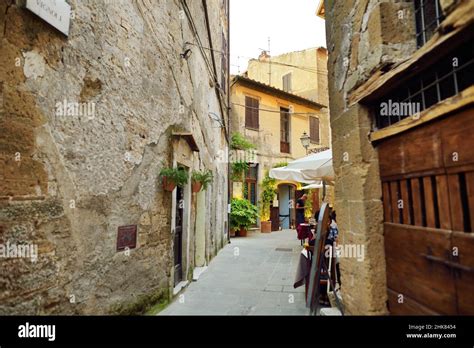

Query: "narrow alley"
left=160, top=230, right=307, bottom=316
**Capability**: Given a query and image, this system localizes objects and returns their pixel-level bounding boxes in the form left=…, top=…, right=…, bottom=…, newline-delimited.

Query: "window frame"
left=414, top=0, right=445, bottom=48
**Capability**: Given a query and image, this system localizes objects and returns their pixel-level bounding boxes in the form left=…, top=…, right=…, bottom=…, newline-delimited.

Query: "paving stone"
left=158, top=230, right=308, bottom=316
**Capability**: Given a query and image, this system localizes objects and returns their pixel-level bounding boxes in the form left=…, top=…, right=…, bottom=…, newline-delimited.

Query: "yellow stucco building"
left=230, top=75, right=329, bottom=229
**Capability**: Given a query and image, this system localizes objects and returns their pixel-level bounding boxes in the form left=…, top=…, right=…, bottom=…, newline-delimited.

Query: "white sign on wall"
left=26, top=0, right=71, bottom=36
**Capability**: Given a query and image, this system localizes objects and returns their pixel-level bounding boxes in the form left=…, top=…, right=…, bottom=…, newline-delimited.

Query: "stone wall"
left=325, top=0, right=418, bottom=315
left=0, top=0, right=228, bottom=314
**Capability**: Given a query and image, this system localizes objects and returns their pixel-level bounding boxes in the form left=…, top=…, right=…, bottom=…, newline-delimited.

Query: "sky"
left=229, top=0, right=327, bottom=75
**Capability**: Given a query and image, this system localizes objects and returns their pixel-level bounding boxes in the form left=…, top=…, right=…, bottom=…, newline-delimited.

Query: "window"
left=310, top=117, right=320, bottom=143
left=282, top=73, right=292, bottom=92
left=374, top=38, right=474, bottom=129
left=280, top=107, right=290, bottom=153
left=414, top=0, right=444, bottom=48
left=244, top=164, right=258, bottom=206
left=245, top=96, right=259, bottom=129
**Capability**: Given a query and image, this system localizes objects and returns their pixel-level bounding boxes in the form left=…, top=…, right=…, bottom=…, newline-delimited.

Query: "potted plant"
left=230, top=198, right=258, bottom=237
left=259, top=172, right=276, bottom=233
left=191, top=170, right=213, bottom=193
left=159, top=167, right=188, bottom=191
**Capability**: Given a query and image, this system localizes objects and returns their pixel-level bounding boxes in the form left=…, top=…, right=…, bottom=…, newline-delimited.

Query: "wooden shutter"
left=310, top=117, right=320, bottom=143
left=245, top=96, right=259, bottom=129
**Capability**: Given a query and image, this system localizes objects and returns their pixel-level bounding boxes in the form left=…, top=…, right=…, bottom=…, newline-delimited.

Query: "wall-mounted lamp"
left=300, top=131, right=311, bottom=154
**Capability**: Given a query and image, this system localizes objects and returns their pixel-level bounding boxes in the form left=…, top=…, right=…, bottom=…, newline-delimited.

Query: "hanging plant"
left=159, top=167, right=188, bottom=191
left=191, top=170, right=213, bottom=193
left=231, top=161, right=249, bottom=182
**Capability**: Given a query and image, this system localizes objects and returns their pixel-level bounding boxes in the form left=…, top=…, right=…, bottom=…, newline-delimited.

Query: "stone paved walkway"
left=159, top=229, right=309, bottom=315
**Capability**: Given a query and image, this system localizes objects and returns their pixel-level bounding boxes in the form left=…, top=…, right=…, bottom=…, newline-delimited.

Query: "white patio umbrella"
left=268, top=167, right=315, bottom=184
left=284, top=149, right=334, bottom=200
left=286, top=149, right=334, bottom=181
left=301, top=182, right=323, bottom=190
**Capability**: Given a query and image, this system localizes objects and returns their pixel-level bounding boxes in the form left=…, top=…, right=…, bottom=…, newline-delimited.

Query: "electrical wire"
left=180, top=0, right=219, bottom=84
left=185, top=41, right=227, bottom=56
left=231, top=102, right=324, bottom=115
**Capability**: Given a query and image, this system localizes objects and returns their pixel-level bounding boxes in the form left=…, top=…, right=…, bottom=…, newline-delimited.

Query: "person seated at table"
left=295, top=194, right=307, bottom=227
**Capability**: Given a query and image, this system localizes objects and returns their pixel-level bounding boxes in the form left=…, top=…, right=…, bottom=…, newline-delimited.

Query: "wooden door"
left=377, top=108, right=474, bottom=315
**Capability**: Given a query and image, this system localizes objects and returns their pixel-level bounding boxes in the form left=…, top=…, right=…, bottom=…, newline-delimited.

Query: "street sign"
left=26, top=0, right=71, bottom=36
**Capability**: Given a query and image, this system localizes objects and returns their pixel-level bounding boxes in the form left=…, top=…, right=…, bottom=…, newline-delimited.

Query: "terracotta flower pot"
left=192, top=181, right=203, bottom=193
left=238, top=227, right=248, bottom=237
left=229, top=229, right=236, bottom=237
left=260, top=221, right=271, bottom=233
left=162, top=177, right=177, bottom=192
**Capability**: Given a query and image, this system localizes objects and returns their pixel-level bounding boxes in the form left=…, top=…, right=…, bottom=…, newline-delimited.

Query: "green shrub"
left=231, top=161, right=249, bottom=182
left=231, top=132, right=256, bottom=150
left=230, top=198, right=258, bottom=231
left=259, top=172, right=276, bottom=221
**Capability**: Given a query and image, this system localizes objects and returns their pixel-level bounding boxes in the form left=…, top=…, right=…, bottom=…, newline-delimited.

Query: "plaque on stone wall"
left=116, top=225, right=137, bottom=251
left=26, top=0, right=71, bottom=36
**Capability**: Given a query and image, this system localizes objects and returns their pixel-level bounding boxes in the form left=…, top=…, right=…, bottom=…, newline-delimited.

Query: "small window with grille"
left=373, top=38, right=474, bottom=130
left=414, top=0, right=445, bottom=48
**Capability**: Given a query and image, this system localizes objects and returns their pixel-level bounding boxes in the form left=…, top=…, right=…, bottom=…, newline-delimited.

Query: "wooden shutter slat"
left=423, top=177, right=436, bottom=228
left=436, top=175, right=451, bottom=230
left=390, top=181, right=400, bottom=224
left=448, top=174, right=465, bottom=232
left=382, top=182, right=392, bottom=222
left=411, top=178, right=423, bottom=226
left=400, top=179, right=411, bottom=225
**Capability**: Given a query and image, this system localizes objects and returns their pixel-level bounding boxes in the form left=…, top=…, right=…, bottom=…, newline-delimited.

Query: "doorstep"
left=192, top=266, right=208, bottom=281
left=173, top=280, right=189, bottom=296
left=320, top=307, right=342, bottom=316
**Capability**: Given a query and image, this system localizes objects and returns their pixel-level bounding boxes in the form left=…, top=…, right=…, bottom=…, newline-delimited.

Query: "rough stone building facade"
left=246, top=47, right=329, bottom=106
left=0, top=0, right=229, bottom=314
left=324, top=0, right=474, bottom=315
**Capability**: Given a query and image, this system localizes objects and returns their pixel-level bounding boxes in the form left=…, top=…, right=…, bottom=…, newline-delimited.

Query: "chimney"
left=258, top=50, right=270, bottom=61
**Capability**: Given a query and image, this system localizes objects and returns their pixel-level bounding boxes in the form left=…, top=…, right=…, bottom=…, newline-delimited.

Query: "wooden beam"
left=172, top=132, right=200, bottom=152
